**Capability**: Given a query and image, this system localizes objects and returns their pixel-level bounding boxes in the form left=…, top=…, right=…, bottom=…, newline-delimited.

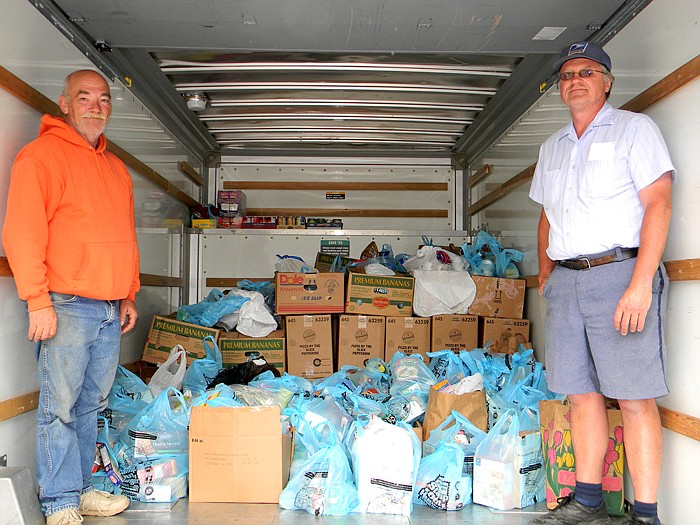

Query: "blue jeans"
left=35, top=293, right=122, bottom=516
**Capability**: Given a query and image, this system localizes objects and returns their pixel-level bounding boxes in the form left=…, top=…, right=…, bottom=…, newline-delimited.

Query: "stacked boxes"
left=430, top=314, right=479, bottom=353
left=141, top=257, right=528, bottom=382
left=218, top=330, right=286, bottom=372
left=345, top=268, right=414, bottom=317
left=275, top=272, right=345, bottom=315
left=467, top=276, right=529, bottom=353
left=338, top=314, right=386, bottom=368
left=142, top=316, right=221, bottom=365
left=385, top=316, right=431, bottom=361
left=285, top=315, right=334, bottom=379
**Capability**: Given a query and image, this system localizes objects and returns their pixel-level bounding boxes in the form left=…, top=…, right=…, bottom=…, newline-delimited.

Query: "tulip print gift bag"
left=538, top=399, right=625, bottom=515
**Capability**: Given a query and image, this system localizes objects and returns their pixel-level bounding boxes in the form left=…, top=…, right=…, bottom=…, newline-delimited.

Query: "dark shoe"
left=618, top=513, right=660, bottom=525
left=529, top=494, right=611, bottom=524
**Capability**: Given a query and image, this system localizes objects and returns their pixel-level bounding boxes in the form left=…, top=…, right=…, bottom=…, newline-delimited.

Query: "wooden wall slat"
left=247, top=208, right=448, bottom=218
left=0, top=391, right=39, bottom=423
left=467, top=164, right=493, bottom=188
left=664, top=259, right=700, bottom=281
left=620, top=54, right=700, bottom=113
left=206, top=277, right=272, bottom=288
left=0, top=66, right=62, bottom=118
left=658, top=406, right=700, bottom=442
left=467, top=165, right=535, bottom=215
left=178, top=161, right=204, bottom=187
left=0, top=257, right=13, bottom=277
left=139, top=274, right=184, bottom=287
left=223, top=181, right=448, bottom=191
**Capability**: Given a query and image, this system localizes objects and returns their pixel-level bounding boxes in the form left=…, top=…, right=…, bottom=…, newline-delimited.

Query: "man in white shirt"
left=528, top=41, right=674, bottom=525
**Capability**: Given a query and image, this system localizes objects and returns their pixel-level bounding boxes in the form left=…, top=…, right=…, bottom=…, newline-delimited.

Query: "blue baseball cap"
left=553, top=41, right=612, bottom=73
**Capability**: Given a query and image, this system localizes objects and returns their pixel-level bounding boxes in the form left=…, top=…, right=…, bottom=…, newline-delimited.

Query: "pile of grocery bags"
left=92, top=337, right=565, bottom=515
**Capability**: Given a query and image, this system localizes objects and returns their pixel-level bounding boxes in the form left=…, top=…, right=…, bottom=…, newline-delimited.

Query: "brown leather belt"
left=557, top=247, right=638, bottom=271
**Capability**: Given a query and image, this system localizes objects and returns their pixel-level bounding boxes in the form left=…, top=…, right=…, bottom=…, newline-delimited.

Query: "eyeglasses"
left=558, top=68, right=606, bottom=81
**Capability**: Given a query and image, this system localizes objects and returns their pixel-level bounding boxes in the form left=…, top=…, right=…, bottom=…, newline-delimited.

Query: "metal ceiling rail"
left=208, top=99, right=486, bottom=111
left=175, top=82, right=499, bottom=96
left=160, top=61, right=513, bottom=77
left=218, top=138, right=453, bottom=146
left=200, top=114, right=472, bottom=125
left=210, top=128, right=460, bottom=136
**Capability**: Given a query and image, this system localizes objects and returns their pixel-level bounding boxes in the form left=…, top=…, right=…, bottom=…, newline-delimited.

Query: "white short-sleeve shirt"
left=529, top=103, right=675, bottom=260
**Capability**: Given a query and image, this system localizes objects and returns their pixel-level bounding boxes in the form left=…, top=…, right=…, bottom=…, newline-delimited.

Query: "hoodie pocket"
left=73, top=241, right=137, bottom=298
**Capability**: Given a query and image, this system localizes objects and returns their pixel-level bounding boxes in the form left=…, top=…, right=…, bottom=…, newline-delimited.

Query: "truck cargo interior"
left=0, top=0, right=698, bottom=524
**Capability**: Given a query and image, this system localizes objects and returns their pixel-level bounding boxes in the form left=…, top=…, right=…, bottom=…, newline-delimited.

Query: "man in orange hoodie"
left=3, top=70, right=140, bottom=525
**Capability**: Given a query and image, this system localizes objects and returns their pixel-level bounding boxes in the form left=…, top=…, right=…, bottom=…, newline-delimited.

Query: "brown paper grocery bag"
left=539, top=399, right=625, bottom=515
left=422, top=386, right=488, bottom=441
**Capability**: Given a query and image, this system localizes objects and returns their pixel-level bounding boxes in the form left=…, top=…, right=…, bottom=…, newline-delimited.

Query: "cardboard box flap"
left=190, top=405, right=281, bottom=437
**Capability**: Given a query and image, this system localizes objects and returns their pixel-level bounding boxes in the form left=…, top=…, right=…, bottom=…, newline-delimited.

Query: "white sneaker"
left=46, top=508, right=83, bottom=525
left=78, top=489, right=129, bottom=516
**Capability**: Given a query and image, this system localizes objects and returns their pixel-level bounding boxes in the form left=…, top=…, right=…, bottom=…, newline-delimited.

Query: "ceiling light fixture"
left=183, top=92, right=208, bottom=111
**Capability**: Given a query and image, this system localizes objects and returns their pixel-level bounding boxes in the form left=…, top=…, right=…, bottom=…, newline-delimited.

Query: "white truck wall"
left=472, top=0, right=700, bottom=522
left=0, top=0, right=190, bottom=473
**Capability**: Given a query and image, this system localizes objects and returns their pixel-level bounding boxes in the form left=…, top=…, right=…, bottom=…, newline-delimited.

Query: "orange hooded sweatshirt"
left=2, top=114, right=140, bottom=312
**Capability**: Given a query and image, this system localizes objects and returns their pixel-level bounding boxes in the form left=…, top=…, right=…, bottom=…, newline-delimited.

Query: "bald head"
left=59, top=70, right=112, bottom=147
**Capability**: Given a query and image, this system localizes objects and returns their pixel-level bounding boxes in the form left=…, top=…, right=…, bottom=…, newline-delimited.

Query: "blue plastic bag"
left=176, top=288, right=250, bottom=327
left=413, top=441, right=471, bottom=510
left=279, top=428, right=359, bottom=516
left=182, top=335, right=222, bottom=392
left=427, top=349, right=467, bottom=385
left=461, top=231, right=523, bottom=278
left=120, top=387, right=190, bottom=461
left=189, top=383, right=245, bottom=408
left=423, top=410, right=487, bottom=479
left=101, top=366, right=153, bottom=436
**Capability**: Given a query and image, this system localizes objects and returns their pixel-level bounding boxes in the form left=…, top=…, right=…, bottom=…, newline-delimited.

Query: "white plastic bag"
left=148, top=345, right=187, bottom=396
left=351, top=415, right=421, bottom=516
left=412, top=270, right=477, bottom=317
left=236, top=290, right=277, bottom=337
left=402, top=246, right=467, bottom=273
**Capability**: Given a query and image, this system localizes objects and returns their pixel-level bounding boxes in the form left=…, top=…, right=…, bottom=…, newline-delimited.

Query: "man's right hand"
left=28, top=305, right=57, bottom=342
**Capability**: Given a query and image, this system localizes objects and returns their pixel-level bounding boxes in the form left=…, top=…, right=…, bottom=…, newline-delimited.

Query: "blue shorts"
left=542, top=258, right=669, bottom=400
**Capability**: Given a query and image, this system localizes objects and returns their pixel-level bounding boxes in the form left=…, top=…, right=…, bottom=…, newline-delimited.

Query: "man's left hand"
left=614, top=283, right=652, bottom=335
left=120, top=299, right=138, bottom=334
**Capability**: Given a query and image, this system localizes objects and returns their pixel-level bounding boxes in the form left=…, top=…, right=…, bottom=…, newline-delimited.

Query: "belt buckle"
left=577, top=257, right=591, bottom=270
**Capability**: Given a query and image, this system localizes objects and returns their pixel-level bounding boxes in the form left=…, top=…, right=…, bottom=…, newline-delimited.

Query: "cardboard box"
left=217, top=189, right=247, bottom=217
left=480, top=317, right=530, bottom=353
left=275, top=272, right=345, bottom=315
left=218, top=330, right=286, bottom=372
left=142, top=315, right=221, bottom=365
left=188, top=405, right=292, bottom=503
left=467, top=276, right=526, bottom=319
left=345, top=269, right=414, bottom=317
left=385, top=316, right=431, bottom=361
left=285, top=315, right=334, bottom=379
left=430, top=314, right=479, bottom=353
left=338, top=315, right=385, bottom=368
left=191, top=218, right=218, bottom=228
left=314, top=252, right=359, bottom=273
